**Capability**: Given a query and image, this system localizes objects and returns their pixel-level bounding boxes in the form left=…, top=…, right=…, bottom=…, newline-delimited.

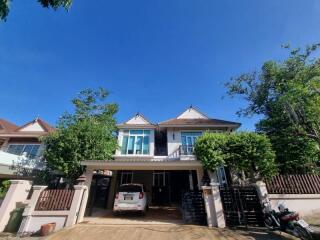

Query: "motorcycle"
left=263, top=202, right=314, bottom=240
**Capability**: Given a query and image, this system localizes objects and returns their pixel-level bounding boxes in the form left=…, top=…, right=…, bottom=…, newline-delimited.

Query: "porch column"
left=107, top=170, right=118, bottom=209
left=84, top=166, right=94, bottom=190
left=196, top=168, right=204, bottom=189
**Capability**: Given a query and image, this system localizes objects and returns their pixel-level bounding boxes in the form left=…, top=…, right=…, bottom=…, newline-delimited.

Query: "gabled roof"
left=0, top=119, right=19, bottom=133
left=16, top=118, right=55, bottom=133
left=0, top=117, right=55, bottom=137
left=159, top=106, right=241, bottom=128
left=117, top=113, right=156, bottom=129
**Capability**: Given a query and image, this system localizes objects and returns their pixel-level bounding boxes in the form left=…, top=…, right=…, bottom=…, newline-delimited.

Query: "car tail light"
left=115, top=193, right=119, bottom=199
left=139, top=192, right=144, bottom=199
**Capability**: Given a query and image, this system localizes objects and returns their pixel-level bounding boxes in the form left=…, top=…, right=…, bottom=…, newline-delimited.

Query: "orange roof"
left=0, top=119, right=19, bottom=133
left=0, top=117, right=55, bottom=137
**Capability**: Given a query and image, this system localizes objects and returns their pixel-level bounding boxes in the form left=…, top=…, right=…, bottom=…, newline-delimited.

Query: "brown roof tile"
left=159, top=118, right=241, bottom=127
left=0, top=119, right=19, bottom=133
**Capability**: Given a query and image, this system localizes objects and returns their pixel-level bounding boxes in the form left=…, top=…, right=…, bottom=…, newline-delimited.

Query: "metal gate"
left=219, top=185, right=264, bottom=227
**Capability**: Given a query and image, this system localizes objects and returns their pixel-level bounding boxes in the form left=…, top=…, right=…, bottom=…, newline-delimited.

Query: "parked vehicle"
left=263, top=202, right=314, bottom=240
left=113, top=184, right=148, bottom=215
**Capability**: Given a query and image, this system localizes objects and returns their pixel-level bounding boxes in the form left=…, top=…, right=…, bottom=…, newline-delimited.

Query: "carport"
left=81, top=159, right=203, bottom=223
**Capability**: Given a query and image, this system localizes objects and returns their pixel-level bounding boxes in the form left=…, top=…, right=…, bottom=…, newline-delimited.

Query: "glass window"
left=181, top=132, right=202, bottom=155
left=181, top=132, right=202, bottom=146
left=120, top=129, right=151, bottom=155
left=118, top=184, right=142, bottom=192
left=7, top=145, right=24, bottom=155
left=121, top=136, right=128, bottom=154
left=7, top=144, right=40, bottom=158
left=143, top=136, right=149, bottom=154
left=127, top=136, right=135, bottom=154
left=135, top=136, right=143, bottom=154
left=130, top=130, right=143, bottom=135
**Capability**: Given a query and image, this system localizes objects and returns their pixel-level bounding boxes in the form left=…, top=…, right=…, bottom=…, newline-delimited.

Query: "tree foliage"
left=226, top=44, right=320, bottom=174
left=0, top=180, right=10, bottom=199
left=195, top=132, right=277, bottom=181
left=0, top=0, right=72, bottom=21
left=42, top=87, right=118, bottom=181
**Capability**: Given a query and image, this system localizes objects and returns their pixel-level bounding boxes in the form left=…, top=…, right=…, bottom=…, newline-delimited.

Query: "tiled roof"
left=159, top=118, right=241, bottom=127
left=16, top=118, right=55, bottom=133
left=0, top=118, right=55, bottom=136
left=0, top=119, right=19, bottom=133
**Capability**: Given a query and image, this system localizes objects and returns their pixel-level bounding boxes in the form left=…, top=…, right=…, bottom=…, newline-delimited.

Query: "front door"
left=152, top=171, right=170, bottom=205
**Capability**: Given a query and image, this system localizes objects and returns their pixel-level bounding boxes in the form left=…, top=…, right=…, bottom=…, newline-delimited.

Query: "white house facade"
left=82, top=106, right=240, bottom=211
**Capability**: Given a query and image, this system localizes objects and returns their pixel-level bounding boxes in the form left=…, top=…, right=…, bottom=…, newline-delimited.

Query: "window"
left=118, top=185, right=143, bottom=192
left=181, top=132, right=202, bottom=154
left=7, top=144, right=41, bottom=158
left=217, top=166, right=227, bottom=186
left=121, top=130, right=150, bottom=155
left=120, top=171, right=133, bottom=184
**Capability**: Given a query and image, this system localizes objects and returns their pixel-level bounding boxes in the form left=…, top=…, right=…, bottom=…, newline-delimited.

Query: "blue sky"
left=1, top=1, right=320, bottom=129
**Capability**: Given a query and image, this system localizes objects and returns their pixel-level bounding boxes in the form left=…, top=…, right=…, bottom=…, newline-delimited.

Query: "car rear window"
left=118, top=185, right=142, bottom=192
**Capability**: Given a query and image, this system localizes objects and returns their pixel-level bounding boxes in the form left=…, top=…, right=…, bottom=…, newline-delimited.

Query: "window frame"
left=7, top=143, right=41, bottom=158
left=121, top=129, right=151, bottom=155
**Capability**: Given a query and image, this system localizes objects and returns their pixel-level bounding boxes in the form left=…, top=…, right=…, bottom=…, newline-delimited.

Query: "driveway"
left=46, top=224, right=296, bottom=240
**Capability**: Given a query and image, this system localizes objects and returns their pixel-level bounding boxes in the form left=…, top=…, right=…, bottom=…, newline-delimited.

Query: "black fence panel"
left=219, top=186, right=264, bottom=227
left=181, top=191, right=207, bottom=225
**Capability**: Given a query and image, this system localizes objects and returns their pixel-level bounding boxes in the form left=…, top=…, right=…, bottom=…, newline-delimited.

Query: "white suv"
left=113, top=184, right=148, bottom=214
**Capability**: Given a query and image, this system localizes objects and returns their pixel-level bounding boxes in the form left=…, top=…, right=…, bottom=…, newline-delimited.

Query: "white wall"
left=115, top=129, right=155, bottom=157
left=269, top=194, right=320, bottom=217
left=167, top=129, right=181, bottom=157
left=19, top=122, right=44, bottom=132
left=22, top=216, right=66, bottom=233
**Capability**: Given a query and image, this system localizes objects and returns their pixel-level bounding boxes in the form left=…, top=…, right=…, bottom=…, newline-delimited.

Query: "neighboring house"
left=0, top=118, right=55, bottom=179
left=82, top=106, right=240, bottom=210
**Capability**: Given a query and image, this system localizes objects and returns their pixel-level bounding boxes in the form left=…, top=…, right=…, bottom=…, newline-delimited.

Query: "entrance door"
left=152, top=171, right=170, bottom=205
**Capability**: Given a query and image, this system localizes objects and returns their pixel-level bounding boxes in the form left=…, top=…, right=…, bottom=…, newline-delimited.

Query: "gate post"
left=202, top=186, right=215, bottom=227
left=255, top=181, right=269, bottom=204
left=0, top=180, right=32, bottom=232
left=211, top=183, right=226, bottom=228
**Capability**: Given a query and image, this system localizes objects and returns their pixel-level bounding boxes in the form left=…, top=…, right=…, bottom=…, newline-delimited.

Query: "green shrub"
left=195, top=132, right=277, bottom=181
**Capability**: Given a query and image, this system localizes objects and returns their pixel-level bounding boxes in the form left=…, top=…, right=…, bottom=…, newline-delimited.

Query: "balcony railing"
left=154, top=147, right=168, bottom=156
left=179, top=145, right=195, bottom=155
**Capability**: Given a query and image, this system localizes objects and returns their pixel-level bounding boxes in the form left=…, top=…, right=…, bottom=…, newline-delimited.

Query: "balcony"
left=179, top=145, right=195, bottom=155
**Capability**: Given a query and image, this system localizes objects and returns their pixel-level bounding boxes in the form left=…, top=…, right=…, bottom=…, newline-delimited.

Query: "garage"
left=82, top=160, right=204, bottom=224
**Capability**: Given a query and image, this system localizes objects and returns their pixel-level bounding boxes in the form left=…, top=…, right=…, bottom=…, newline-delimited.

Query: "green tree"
left=195, top=132, right=277, bottom=182
left=0, top=0, right=72, bottom=21
left=194, top=132, right=228, bottom=170
left=226, top=44, right=320, bottom=174
left=42, top=87, right=118, bottom=181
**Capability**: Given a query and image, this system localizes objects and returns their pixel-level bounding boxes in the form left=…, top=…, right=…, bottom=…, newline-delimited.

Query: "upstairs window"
left=181, top=132, right=202, bottom=146
left=121, top=130, right=150, bottom=155
left=7, top=144, right=41, bottom=158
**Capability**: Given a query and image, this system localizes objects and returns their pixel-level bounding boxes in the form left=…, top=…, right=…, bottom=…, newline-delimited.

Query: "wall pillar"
left=66, top=185, right=88, bottom=226
left=107, top=170, right=118, bottom=209
left=255, top=181, right=269, bottom=204
left=210, top=183, right=225, bottom=228
left=202, top=186, right=215, bottom=227
left=18, top=185, right=47, bottom=235
left=0, top=180, right=32, bottom=232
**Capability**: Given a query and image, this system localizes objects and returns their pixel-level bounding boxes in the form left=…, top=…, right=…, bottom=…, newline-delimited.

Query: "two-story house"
left=82, top=106, right=240, bottom=211
left=0, top=118, right=55, bottom=179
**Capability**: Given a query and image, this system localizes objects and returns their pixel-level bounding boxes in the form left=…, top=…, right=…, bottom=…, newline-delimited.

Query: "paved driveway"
left=46, top=224, right=296, bottom=240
